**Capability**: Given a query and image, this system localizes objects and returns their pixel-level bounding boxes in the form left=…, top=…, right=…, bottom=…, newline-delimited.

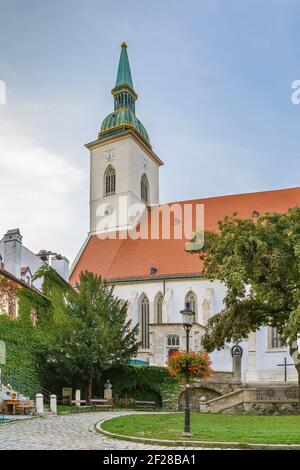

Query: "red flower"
left=167, top=351, right=213, bottom=382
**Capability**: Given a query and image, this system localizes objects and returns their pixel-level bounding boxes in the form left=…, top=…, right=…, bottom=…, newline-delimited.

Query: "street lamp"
left=180, top=301, right=195, bottom=437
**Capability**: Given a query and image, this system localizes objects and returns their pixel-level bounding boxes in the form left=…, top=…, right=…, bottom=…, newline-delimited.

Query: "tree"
left=193, top=207, right=300, bottom=403
left=46, top=271, right=140, bottom=401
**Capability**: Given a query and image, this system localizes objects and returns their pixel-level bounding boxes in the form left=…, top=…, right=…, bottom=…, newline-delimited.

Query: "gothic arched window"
left=185, top=291, right=198, bottom=323
left=104, top=165, right=116, bottom=196
left=139, top=294, right=150, bottom=348
left=154, top=292, right=163, bottom=324
left=141, top=173, right=149, bottom=204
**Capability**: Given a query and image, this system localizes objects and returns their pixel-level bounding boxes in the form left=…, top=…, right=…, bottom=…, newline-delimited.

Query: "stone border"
left=95, top=415, right=300, bottom=450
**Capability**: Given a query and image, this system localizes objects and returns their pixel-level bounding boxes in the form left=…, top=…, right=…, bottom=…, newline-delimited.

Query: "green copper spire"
left=98, top=43, right=151, bottom=147
left=115, top=42, right=134, bottom=88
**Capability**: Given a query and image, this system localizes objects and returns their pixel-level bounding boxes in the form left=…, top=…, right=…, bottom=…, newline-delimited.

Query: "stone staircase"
left=199, top=388, right=257, bottom=413
left=199, top=384, right=299, bottom=414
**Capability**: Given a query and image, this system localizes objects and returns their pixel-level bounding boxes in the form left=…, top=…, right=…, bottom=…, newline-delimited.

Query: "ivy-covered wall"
left=0, top=287, right=50, bottom=396
left=0, top=266, right=68, bottom=397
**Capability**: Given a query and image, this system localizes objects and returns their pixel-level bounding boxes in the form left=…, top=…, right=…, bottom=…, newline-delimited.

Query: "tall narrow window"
left=31, top=308, right=37, bottom=326
left=104, top=165, right=116, bottom=196
left=269, top=327, right=285, bottom=349
left=141, top=173, right=149, bottom=204
left=185, top=291, right=198, bottom=322
left=7, top=294, right=16, bottom=318
left=140, top=294, right=150, bottom=348
left=155, top=292, right=163, bottom=324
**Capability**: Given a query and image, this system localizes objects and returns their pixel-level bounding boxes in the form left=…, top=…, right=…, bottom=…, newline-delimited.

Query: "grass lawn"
left=101, top=413, right=300, bottom=445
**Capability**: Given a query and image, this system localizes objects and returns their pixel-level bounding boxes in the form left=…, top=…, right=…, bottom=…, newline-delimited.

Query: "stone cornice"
left=85, top=130, right=164, bottom=167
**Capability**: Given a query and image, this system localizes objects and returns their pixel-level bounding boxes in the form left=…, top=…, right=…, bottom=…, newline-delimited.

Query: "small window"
left=167, top=335, right=180, bottom=347
left=104, top=165, right=116, bottom=196
left=269, top=327, right=285, bottom=349
left=166, top=335, right=180, bottom=359
left=141, top=173, right=149, bottom=204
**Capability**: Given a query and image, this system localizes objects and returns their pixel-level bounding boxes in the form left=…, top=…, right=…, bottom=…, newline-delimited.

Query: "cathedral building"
left=70, top=43, right=300, bottom=383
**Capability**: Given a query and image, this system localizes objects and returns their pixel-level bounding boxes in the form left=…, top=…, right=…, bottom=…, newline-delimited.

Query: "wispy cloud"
left=0, top=117, right=86, bottom=258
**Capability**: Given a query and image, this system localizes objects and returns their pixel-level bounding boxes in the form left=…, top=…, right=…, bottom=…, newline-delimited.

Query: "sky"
left=0, top=0, right=299, bottom=263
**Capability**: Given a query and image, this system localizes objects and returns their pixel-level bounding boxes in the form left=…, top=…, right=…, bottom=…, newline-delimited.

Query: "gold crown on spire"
left=121, top=42, right=127, bottom=48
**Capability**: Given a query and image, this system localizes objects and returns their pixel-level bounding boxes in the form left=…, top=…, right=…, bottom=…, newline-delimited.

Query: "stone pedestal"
left=246, top=332, right=259, bottom=382
left=104, top=388, right=112, bottom=403
left=104, top=380, right=113, bottom=404
left=35, top=393, right=44, bottom=415
left=50, top=394, right=57, bottom=414
left=232, top=355, right=242, bottom=382
left=75, top=389, right=81, bottom=406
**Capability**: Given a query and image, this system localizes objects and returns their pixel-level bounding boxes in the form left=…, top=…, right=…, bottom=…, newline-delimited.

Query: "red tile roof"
left=70, top=187, right=300, bottom=284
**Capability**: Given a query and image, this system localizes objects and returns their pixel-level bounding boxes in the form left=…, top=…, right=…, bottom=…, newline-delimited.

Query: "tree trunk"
left=289, top=345, right=300, bottom=409
left=86, top=376, right=93, bottom=404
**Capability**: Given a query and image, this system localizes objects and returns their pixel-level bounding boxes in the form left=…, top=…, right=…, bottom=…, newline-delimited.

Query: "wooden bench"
left=70, top=400, right=91, bottom=412
left=133, top=400, right=159, bottom=410
left=90, top=399, right=112, bottom=409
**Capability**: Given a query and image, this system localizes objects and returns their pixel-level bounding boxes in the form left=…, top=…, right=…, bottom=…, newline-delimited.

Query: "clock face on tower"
left=104, top=149, right=116, bottom=162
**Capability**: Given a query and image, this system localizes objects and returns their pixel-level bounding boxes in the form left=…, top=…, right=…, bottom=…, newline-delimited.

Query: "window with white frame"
left=185, top=291, right=198, bottom=322
left=104, top=165, right=116, bottom=196
left=140, top=294, right=150, bottom=348
left=269, top=327, right=285, bottom=349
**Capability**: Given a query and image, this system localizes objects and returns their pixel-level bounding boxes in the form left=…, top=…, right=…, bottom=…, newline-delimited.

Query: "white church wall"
left=255, top=327, right=297, bottom=381
left=128, top=139, right=159, bottom=205
left=113, top=277, right=235, bottom=371
left=112, top=277, right=297, bottom=382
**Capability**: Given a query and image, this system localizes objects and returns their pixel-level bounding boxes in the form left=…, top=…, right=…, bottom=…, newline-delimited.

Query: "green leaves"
left=196, top=207, right=300, bottom=349
left=44, top=271, right=140, bottom=394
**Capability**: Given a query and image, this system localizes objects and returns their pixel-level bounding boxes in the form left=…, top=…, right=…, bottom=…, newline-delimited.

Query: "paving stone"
left=0, top=411, right=202, bottom=450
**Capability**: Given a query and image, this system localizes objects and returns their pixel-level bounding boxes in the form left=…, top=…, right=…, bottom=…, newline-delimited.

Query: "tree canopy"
left=194, top=207, right=300, bottom=386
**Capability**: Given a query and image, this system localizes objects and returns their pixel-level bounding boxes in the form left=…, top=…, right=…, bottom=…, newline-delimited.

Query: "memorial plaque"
left=257, top=386, right=298, bottom=402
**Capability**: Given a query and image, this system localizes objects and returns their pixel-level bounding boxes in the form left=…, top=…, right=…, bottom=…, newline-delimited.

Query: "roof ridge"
left=160, top=186, right=300, bottom=207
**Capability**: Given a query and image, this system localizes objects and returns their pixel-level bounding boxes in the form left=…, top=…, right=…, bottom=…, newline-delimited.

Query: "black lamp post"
left=180, top=301, right=195, bottom=437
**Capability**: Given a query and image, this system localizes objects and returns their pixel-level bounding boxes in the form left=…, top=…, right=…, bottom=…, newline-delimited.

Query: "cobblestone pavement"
left=0, top=411, right=204, bottom=450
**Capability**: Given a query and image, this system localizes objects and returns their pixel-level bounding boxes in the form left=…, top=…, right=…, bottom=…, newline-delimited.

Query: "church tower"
left=87, top=43, right=163, bottom=235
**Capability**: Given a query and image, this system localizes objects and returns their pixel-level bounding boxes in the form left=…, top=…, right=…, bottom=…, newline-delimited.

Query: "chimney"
left=51, top=254, right=69, bottom=281
left=3, top=229, right=22, bottom=278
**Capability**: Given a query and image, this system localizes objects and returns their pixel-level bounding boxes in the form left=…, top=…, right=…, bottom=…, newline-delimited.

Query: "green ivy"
left=0, top=266, right=69, bottom=397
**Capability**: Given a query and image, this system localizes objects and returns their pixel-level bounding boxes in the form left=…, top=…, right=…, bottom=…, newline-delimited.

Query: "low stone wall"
left=201, top=385, right=299, bottom=414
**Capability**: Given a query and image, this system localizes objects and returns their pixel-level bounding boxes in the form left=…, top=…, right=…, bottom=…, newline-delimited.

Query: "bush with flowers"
left=167, top=351, right=213, bottom=382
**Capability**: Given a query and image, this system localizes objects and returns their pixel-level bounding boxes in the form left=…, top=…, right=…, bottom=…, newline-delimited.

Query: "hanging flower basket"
left=167, top=351, right=213, bottom=382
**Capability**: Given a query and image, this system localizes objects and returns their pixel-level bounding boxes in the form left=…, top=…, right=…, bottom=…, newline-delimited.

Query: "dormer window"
left=141, top=173, right=149, bottom=204
left=104, top=165, right=116, bottom=196
left=21, top=267, right=32, bottom=286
